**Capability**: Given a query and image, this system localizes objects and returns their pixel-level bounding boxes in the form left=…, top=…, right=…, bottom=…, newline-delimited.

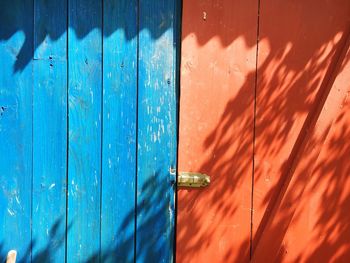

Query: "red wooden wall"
left=177, top=0, right=350, bottom=262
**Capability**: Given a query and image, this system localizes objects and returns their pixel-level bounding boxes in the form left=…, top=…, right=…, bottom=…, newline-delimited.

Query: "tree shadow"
left=0, top=172, right=173, bottom=262
left=1, top=0, right=177, bottom=262
left=91, top=172, right=174, bottom=263
left=2, top=0, right=350, bottom=262
left=178, top=0, right=350, bottom=262
left=251, top=27, right=350, bottom=262
left=0, top=0, right=177, bottom=72
left=0, top=218, right=72, bottom=263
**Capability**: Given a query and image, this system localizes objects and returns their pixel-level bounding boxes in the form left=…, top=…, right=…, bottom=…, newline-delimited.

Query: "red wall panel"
left=177, top=1, right=257, bottom=262
left=178, top=0, right=350, bottom=262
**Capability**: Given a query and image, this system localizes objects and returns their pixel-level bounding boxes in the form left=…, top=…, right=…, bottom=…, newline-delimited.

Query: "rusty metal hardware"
left=177, top=172, right=210, bottom=188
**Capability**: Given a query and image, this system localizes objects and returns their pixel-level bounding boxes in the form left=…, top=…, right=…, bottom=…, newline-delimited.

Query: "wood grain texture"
left=101, top=0, right=137, bottom=262
left=33, top=0, right=67, bottom=60
left=252, top=1, right=350, bottom=261
left=0, top=1, right=179, bottom=261
left=0, top=0, right=33, bottom=260
left=32, top=0, right=67, bottom=261
left=136, top=0, right=178, bottom=262
left=177, top=0, right=257, bottom=262
left=67, top=0, right=102, bottom=261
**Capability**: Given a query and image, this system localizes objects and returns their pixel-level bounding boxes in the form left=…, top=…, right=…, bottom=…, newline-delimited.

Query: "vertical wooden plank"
left=177, top=0, right=257, bottom=262
left=33, top=0, right=67, bottom=60
left=136, top=0, right=178, bottom=261
left=32, top=0, right=67, bottom=261
left=67, top=0, right=102, bottom=261
left=0, top=0, right=33, bottom=260
left=252, top=0, right=350, bottom=261
left=101, top=0, right=137, bottom=262
left=253, top=31, right=350, bottom=262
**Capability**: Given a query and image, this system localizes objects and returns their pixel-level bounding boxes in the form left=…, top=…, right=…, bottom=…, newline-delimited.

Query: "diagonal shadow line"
left=251, top=26, right=350, bottom=259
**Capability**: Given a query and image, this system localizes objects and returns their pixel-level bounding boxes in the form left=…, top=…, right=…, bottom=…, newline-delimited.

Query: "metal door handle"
left=177, top=172, right=210, bottom=188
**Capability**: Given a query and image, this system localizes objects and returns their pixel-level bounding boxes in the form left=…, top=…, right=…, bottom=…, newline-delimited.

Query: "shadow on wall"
left=0, top=174, right=173, bottom=262
left=1, top=0, right=175, bottom=262
left=178, top=0, right=350, bottom=262
left=2, top=0, right=350, bottom=262
left=97, top=174, right=174, bottom=263
left=0, top=0, right=176, bottom=72
left=0, top=218, right=69, bottom=263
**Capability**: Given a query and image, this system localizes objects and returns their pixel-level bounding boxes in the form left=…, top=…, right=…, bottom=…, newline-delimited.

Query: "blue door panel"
left=32, top=0, right=68, bottom=261
left=0, top=0, right=179, bottom=262
left=0, top=1, right=33, bottom=260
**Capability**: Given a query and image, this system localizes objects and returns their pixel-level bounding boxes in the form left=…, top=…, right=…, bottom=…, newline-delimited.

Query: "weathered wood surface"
left=67, top=0, right=103, bottom=261
left=0, top=0, right=33, bottom=260
left=32, top=0, right=68, bottom=261
left=177, top=0, right=257, bottom=262
left=136, top=0, right=178, bottom=262
left=0, top=0, right=179, bottom=262
left=101, top=0, right=137, bottom=261
left=177, top=0, right=350, bottom=262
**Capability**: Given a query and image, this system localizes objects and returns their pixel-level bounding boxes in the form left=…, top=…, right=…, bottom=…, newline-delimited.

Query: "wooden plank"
left=32, top=0, right=67, bottom=261
left=252, top=1, right=350, bottom=261
left=33, top=0, right=67, bottom=60
left=276, top=32, right=350, bottom=262
left=0, top=0, right=33, bottom=260
left=177, top=0, right=258, bottom=262
left=136, top=0, right=179, bottom=261
left=101, top=0, right=137, bottom=262
left=67, top=0, right=102, bottom=261
left=253, top=28, right=350, bottom=262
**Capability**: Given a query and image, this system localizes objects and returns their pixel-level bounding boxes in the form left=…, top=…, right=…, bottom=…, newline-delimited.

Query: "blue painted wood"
left=101, top=1, right=137, bottom=262
left=32, top=0, right=67, bottom=262
left=33, top=0, right=67, bottom=60
left=67, top=0, right=102, bottom=261
left=0, top=0, right=33, bottom=260
left=0, top=1, right=180, bottom=261
left=136, top=0, right=179, bottom=262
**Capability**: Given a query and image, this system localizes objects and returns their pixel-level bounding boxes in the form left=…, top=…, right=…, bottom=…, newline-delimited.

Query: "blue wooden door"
left=0, top=0, right=180, bottom=262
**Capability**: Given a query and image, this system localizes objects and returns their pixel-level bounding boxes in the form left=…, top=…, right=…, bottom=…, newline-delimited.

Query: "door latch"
left=177, top=172, right=210, bottom=188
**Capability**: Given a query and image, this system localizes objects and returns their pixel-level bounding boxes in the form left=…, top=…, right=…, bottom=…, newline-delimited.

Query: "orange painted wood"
left=177, top=1, right=258, bottom=262
left=178, top=0, right=350, bottom=262
left=273, top=53, right=350, bottom=262
left=252, top=0, right=350, bottom=262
